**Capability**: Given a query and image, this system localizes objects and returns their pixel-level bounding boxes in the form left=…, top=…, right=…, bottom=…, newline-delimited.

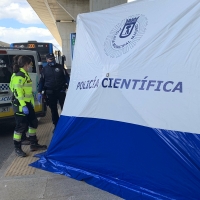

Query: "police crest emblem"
left=119, top=17, right=139, bottom=38
left=104, top=14, right=148, bottom=58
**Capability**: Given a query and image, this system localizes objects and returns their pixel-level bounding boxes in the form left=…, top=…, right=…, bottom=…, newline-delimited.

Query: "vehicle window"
left=9, top=55, right=36, bottom=73
left=28, top=55, right=36, bottom=73
left=36, top=52, right=42, bottom=62
left=0, top=54, right=37, bottom=84
left=38, top=50, right=47, bottom=62
left=0, top=55, right=12, bottom=83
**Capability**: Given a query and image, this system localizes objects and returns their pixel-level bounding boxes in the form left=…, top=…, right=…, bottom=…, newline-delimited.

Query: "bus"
left=10, top=41, right=53, bottom=66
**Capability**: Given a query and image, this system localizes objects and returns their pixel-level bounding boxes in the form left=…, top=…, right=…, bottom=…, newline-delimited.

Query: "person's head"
left=13, top=55, right=21, bottom=73
left=13, top=56, right=32, bottom=73
left=46, top=53, right=55, bottom=65
left=13, top=55, right=20, bottom=65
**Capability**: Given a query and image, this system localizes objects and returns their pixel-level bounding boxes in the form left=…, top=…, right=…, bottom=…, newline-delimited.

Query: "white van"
left=0, top=48, right=46, bottom=122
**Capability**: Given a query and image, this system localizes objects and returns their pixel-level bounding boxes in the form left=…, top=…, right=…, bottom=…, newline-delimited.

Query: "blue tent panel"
left=31, top=115, right=200, bottom=199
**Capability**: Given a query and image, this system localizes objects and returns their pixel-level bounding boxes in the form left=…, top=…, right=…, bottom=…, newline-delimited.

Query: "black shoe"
left=15, top=148, right=27, bottom=157
left=30, top=143, right=47, bottom=151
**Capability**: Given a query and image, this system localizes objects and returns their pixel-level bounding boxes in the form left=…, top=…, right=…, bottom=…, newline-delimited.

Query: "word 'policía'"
left=0, top=96, right=12, bottom=102
left=76, top=76, right=99, bottom=90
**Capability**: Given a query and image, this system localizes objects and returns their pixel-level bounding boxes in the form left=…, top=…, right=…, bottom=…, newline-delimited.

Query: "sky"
left=0, top=0, right=135, bottom=51
left=0, top=0, right=61, bottom=50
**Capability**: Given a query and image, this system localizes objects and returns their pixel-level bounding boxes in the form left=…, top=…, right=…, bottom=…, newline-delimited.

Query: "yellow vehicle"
left=0, top=48, right=46, bottom=122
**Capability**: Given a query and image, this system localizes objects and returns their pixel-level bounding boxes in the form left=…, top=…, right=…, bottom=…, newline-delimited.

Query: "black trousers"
left=47, top=90, right=66, bottom=126
left=14, top=102, right=38, bottom=147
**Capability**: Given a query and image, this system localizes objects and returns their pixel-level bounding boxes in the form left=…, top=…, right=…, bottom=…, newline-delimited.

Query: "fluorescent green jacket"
left=10, top=68, right=34, bottom=110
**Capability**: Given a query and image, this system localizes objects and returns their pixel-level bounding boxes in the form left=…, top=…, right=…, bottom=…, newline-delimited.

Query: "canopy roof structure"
left=27, top=0, right=63, bottom=46
left=31, top=0, right=200, bottom=199
left=27, top=0, right=89, bottom=47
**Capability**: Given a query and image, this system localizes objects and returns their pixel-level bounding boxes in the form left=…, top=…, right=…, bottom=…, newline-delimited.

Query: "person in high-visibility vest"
left=9, top=55, right=47, bottom=157
left=12, top=55, right=30, bottom=145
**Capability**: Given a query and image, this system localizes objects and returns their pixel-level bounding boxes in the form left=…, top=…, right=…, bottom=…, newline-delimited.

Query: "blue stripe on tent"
left=30, top=115, right=200, bottom=199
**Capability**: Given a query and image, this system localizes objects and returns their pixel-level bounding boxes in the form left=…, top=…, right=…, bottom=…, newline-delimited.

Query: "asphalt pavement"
left=0, top=122, right=15, bottom=169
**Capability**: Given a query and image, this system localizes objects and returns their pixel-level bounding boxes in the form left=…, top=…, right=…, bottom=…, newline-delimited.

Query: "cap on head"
left=46, top=53, right=55, bottom=60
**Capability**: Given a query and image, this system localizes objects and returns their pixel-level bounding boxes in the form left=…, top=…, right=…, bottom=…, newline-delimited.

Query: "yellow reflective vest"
left=9, top=68, right=34, bottom=111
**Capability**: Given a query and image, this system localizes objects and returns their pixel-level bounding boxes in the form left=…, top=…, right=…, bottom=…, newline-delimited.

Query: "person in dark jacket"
left=37, top=53, right=70, bottom=132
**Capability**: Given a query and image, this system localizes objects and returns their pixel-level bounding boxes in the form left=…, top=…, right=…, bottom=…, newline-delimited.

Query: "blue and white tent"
left=31, top=0, right=200, bottom=199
